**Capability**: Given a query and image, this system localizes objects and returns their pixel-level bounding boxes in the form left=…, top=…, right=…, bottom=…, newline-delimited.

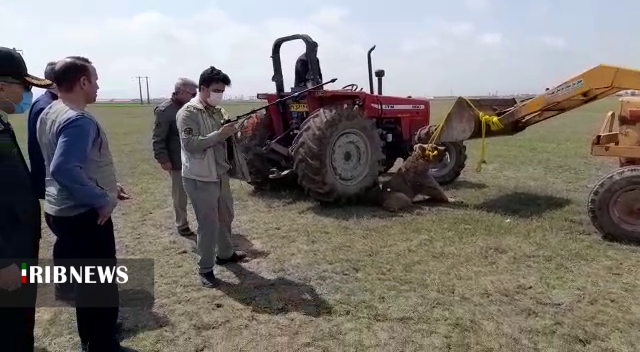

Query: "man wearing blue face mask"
left=0, top=46, right=54, bottom=351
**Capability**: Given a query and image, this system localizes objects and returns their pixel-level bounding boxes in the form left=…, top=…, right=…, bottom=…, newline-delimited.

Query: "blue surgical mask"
left=13, top=90, right=33, bottom=114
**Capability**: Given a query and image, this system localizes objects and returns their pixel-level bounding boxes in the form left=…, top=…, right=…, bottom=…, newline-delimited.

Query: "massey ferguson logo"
left=371, top=104, right=425, bottom=110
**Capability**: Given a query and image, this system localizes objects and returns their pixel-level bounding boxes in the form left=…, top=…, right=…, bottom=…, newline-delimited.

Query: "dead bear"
left=366, top=143, right=461, bottom=212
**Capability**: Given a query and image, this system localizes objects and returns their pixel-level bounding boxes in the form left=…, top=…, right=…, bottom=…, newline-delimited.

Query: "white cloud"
left=529, top=1, right=551, bottom=16
left=308, top=6, right=350, bottom=26
left=478, top=32, right=503, bottom=46
left=3, top=4, right=371, bottom=99
left=464, top=0, right=492, bottom=11
left=537, top=36, right=568, bottom=50
left=3, top=1, right=633, bottom=99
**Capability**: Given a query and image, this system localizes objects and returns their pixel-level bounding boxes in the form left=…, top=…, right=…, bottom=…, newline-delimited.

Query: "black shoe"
left=198, top=271, right=217, bottom=288
left=215, top=251, right=247, bottom=265
left=178, top=227, right=196, bottom=236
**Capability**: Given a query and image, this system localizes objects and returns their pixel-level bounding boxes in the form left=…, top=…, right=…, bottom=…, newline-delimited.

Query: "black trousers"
left=0, top=235, right=40, bottom=352
left=45, top=209, right=120, bottom=350
left=0, top=117, right=42, bottom=351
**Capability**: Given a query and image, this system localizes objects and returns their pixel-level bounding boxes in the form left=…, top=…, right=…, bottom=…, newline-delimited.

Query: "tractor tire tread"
left=433, top=142, right=467, bottom=185
left=292, top=105, right=384, bottom=204
left=587, top=165, right=640, bottom=244
left=237, top=112, right=274, bottom=189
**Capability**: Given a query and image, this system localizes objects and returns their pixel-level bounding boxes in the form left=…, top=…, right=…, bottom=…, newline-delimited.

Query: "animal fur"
left=366, top=143, right=458, bottom=212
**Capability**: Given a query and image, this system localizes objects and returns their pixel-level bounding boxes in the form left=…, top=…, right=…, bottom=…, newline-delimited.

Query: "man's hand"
left=160, top=162, right=172, bottom=171
left=117, top=183, right=130, bottom=201
left=0, top=264, right=22, bottom=291
left=97, top=204, right=114, bottom=225
left=219, top=123, right=238, bottom=139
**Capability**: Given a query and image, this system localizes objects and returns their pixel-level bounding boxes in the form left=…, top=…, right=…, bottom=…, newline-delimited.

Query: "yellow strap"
left=459, top=97, right=504, bottom=172
left=425, top=97, right=505, bottom=171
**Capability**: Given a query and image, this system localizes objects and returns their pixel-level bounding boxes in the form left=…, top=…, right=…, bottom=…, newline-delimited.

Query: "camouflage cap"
left=0, top=47, right=53, bottom=89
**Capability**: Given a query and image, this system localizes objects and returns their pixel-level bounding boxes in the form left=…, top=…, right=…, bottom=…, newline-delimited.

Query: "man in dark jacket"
left=152, top=78, right=198, bottom=236
left=294, top=41, right=323, bottom=88
left=0, top=46, right=54, bottom=352
left=27, top=61, right=58, bottom=200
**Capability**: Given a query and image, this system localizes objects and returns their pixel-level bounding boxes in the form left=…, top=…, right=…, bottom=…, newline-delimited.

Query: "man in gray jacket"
left=152, top=78, right=198, bottom=236
left=37, top=56, right=132, bottom=351
left=176, top=66, right=250, bottom=287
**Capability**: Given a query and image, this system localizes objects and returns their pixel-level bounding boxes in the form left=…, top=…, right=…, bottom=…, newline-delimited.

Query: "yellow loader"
left=416, top=64, right=640, bottom=243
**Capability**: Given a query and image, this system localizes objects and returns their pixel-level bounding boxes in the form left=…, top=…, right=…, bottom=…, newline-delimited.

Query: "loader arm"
left=425, top=64, right=640, bottom=144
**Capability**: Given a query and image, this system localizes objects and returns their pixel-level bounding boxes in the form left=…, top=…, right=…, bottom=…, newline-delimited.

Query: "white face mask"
left=207, top=92, right=223, bottom=106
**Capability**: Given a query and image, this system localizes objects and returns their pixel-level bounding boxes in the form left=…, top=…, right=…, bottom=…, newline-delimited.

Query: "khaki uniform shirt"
left=176, top=97, right=250, bottom=183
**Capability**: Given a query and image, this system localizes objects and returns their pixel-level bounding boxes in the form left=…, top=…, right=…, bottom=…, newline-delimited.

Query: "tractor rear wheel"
left=587, top=166, right=640, bottom=243
left=237, top=112, right=273, bottom=190
left=430, top=142, right=467, bottom=185
left=291, top=105, right=384, bottom=203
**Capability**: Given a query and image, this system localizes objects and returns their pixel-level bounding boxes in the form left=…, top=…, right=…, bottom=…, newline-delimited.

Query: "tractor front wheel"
left=587, top=166, right=640, bottom=243
left=430, top=142, right=468, bottom=185
left=291, top=105, right=384, bottom=203
left=237, top=111, right=274, bottom=190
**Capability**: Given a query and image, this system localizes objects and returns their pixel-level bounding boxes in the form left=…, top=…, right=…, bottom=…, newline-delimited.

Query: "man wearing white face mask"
left=0, top=46, right=54, bottom=351
left=176, top=66, right=251, bottom=287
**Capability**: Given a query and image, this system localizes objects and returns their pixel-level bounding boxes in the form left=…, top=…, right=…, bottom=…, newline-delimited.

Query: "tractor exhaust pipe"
left=375, top=69, right=385, bottom=95
left=367, top=45, right=376, bottom=94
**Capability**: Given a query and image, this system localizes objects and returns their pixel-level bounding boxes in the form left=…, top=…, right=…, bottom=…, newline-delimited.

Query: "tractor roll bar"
left=270, top=34, right=322, bottom=96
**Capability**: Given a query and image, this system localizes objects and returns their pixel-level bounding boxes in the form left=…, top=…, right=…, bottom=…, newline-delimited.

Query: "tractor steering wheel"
left=341, top=84, right=359, bottom=92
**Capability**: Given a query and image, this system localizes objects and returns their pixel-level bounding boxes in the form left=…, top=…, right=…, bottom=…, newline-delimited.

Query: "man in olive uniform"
left=0, top=46, right=54, bottom=351
left=176, top=66, right=250, bottom=287
left=152, top=78, right=198, bottom=236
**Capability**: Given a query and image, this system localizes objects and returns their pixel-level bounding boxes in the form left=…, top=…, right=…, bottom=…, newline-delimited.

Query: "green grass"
left=9, top=97, right=640, bottom=351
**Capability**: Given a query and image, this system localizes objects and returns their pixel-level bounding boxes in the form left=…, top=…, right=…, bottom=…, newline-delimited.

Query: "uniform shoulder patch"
left=182, top=127, right=194, bottom=137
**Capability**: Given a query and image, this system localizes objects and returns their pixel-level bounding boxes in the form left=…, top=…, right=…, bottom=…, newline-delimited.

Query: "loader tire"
left=291, top=105, right=384, bottom=204
left=587, top=166, right=640, bottom=244
left=430, top=142, right=467, bottom=185
left=237, top=112, right=274, bottom=190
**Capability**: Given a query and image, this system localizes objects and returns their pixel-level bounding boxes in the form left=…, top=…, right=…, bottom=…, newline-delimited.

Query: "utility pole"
left=135, top=76, right=144, bottom=104
left=144, top=76, right=150, bottom=104
left=135, top=76, right=151, bottom=104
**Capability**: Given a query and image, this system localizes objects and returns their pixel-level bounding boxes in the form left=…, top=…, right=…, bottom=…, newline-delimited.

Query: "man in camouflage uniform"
left=152, top=78, right=198, bottom=236
left=0, top=46, right=54, bottom=351
left=176, top=66, right=250, bottom=287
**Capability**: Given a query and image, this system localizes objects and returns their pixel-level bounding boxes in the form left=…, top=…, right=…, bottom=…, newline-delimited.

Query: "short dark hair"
left=44, top=61, right=57, bottom=81
left=53, top=56, right=93, bottom=93
left=198, top=66, right=231, bottom=91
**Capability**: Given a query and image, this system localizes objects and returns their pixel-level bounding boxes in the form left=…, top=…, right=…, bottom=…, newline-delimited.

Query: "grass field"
left=10, top=97, right=640, bottom=351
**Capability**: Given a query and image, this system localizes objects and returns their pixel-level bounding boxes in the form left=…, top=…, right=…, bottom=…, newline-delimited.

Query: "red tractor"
left=237, top=34, right=468, bottom=203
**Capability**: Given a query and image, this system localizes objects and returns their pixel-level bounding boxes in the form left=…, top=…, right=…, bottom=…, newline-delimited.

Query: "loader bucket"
left=422, top=97, right=521, bottom=144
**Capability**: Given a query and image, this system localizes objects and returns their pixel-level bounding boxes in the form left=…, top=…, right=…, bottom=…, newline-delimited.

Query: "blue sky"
left=4, top=0, right=639, bottom=99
